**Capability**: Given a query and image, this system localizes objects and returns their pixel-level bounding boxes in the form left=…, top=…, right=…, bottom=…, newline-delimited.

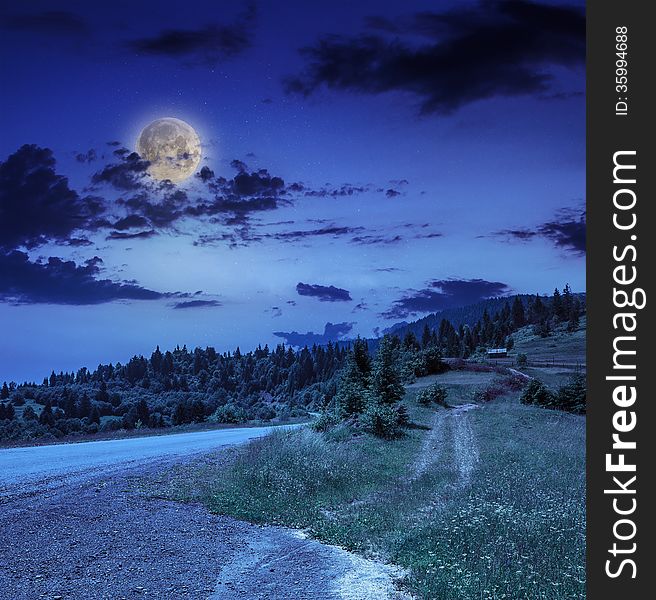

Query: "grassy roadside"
left=144, top=372, right=585, bottom=599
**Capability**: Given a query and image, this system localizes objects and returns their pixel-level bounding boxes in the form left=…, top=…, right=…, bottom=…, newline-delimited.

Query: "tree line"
left=0, top=287, right=584, bottom=442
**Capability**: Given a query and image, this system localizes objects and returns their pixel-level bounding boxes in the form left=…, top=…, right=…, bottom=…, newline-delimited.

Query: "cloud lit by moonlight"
left=136, top=117, right=201, bottom=182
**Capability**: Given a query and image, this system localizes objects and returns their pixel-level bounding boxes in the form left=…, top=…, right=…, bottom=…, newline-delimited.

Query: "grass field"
left=510, top=317, right=586, bottom=367
left=146, top=367, right=585, bottom=599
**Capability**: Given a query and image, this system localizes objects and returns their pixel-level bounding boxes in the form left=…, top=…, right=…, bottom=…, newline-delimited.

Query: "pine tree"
left=370, top=336, right=405, bottom=405
left=352, top=337, right=371, bottom=377
left=562, top=283, right=574, bottom=317
left=79, top=392, right=91, bottom=418
left=0, top=382, right=9, bottom=400
left=552, top=288, right=564, bottom=322
left=89, top=405, right=101, bottom=425
left=335, top=349, right=370, bottom=416
left=39, top=401, right=55, bottom=427
left=136, top=398, right=150, bottom=424
left=421, top=324, right=432, bottom=349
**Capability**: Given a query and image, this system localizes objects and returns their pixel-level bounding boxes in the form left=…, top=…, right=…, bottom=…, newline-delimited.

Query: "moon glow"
left=136, top=117, right=202, bottom=183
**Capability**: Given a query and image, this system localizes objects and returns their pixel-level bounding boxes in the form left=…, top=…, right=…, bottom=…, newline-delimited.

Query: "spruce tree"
left=39, top=401, right=55, bottom=427
left=370, top=336, right=405, bottom=405
left=552, top=288, right=563, bottom=321
left=335, top=351, right=369, bottom=416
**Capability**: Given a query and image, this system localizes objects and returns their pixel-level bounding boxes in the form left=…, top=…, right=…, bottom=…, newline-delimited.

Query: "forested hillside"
left=0, top=285, right=585, bottom=443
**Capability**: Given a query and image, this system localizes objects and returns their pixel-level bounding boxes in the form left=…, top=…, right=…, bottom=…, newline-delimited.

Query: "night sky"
left=0, top=0, right=585, bottom=383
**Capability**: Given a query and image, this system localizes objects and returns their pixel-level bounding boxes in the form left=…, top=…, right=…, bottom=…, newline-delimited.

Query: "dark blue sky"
left=0, top=0, right=585, bottom=382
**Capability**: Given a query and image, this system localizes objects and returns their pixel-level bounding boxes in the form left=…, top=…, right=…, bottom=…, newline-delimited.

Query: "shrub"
left=555, top=375, right=586, bottom=414
left=517, top=353, right=528, bottom=367
left=395, top=403, right=410, bottom=427
left=416, top=347, right=449, bottom=377
left=22, top=406, right=38, bottom=421
left=210, top=403, right=248, bottom=424
left=360, top=402, right=402, bottom=439
left=312, top=410, right=341, bottom=433
left=473, top=383, right=507, bottom=402
left=417, top=384, right=448, bottom=407
left=520, top=379, right=554, bottom=407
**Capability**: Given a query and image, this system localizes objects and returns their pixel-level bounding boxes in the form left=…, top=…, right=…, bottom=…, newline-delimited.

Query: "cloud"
left=0, top=251, right=167, bottom=305
left=172, top=299, right=222, bottom=309
left=91, top=151, right=150, bottom=191
left=112, top=215, right=150, bottom=231
left=2, top=10, right=88, bottom=35
left=128, top=5, right=255, bottom=66
left=351, top=234, right=403, bottom=246
left=296, top=282, right=352, bottom=302
left=274, top=322, right=354, bottom=347
left=273, top=225, right=364, bottom=242
left=285, top=0, right=584, bottom=114
left=382, top=278, right=510, bottom=319
left=0, top=145, right=104, bottom=251
left=493, top=208, right=586, bottom=254
left=118, top=192, right=186, bottom=228
left=75, top=149, right=97, bottom=163
left=106, top=230, right=158, bottom=241
left=537, top=213, right=586, bottom=254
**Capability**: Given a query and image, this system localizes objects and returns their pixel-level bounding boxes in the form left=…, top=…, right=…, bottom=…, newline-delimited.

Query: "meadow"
left=146, top=366, right=586, bottom=599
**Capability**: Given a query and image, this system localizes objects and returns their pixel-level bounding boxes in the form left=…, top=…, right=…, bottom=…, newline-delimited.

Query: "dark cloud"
left=382, top=278, right=510, bottom=319
left=303, top=184, right=370, bottom=198
left=285, top=0, right=584, bottom=114
left=0, top=145, right=104, bottom=251
left=385, top=188, right=401, bottom=198
left=351, top=233, right=403, bottom=246
left=65, top=237, right=94, bottom=247
left=106, top=230, right=158, bottom=241
left=91, top=151, right=150, bottom=191
left=196, top=166, right=215, bottom=182
left=172, top=299, right=222, bottom=309
left=117, top=192, right=186, bottom=228
left=537, top=213, right=586, bottom=254
left=2, top=10, right=88, bottom=35
left=75, top=149, right=97, bottom=163
left=273, top=225, right=364, bottom=242
left=112, top=215, right=150, bottom=231
left=296, top=282, right=352, bottom=302
left=128, top=5, right=255, bottom=66
left=0, top=251, right=166, bottom=305
left=274, top=322, right=354, bottom=347
left=494, top=209, right=586, bottom=254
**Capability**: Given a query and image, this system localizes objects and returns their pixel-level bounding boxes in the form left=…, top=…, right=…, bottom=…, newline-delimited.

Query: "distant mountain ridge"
left=378, top=291, right=586, bottom=342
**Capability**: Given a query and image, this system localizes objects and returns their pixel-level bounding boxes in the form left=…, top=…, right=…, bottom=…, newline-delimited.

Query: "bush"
left=555, top=375, right=586, bottom=414
left=312, top=410, right=341, bottom=433
left=520, top=379, right=554, bottom=407
left=417, top=384, right=448, bottom=407
left=395, top=403, right=410, bottom=427
left=360, top=402, right=402, bottom=439
left=416, top=347, right=449, bottom=377
left=517, top=353, right=528, bottom=367
left=22, top=406, right=38, bottom=421
left=210, top=403, right=248, bottom=424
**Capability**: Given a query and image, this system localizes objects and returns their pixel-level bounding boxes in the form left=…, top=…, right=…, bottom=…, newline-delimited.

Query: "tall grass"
left=156, top=379, right=585, bottom=599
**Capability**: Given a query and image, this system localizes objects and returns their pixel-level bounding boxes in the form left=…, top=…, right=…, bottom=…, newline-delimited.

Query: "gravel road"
left=0, top=426, right=287, bottom=487
left=0, top=429, right=409, bottom=599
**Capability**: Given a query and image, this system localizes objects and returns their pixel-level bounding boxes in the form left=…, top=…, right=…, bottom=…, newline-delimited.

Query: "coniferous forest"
left=0, top=286, right=584, bottom=442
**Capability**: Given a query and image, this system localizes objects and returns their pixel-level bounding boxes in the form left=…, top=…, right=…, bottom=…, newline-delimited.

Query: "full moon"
left=136, top=117, right=202, bottom=183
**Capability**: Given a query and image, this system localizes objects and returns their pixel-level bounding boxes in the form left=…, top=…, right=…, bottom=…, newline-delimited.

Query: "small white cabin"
left=487, top=348, right=508, bottom=358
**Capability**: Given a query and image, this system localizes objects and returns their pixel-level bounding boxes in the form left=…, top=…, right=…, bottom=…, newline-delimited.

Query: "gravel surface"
left=0, top=442, right=410, bottom=599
